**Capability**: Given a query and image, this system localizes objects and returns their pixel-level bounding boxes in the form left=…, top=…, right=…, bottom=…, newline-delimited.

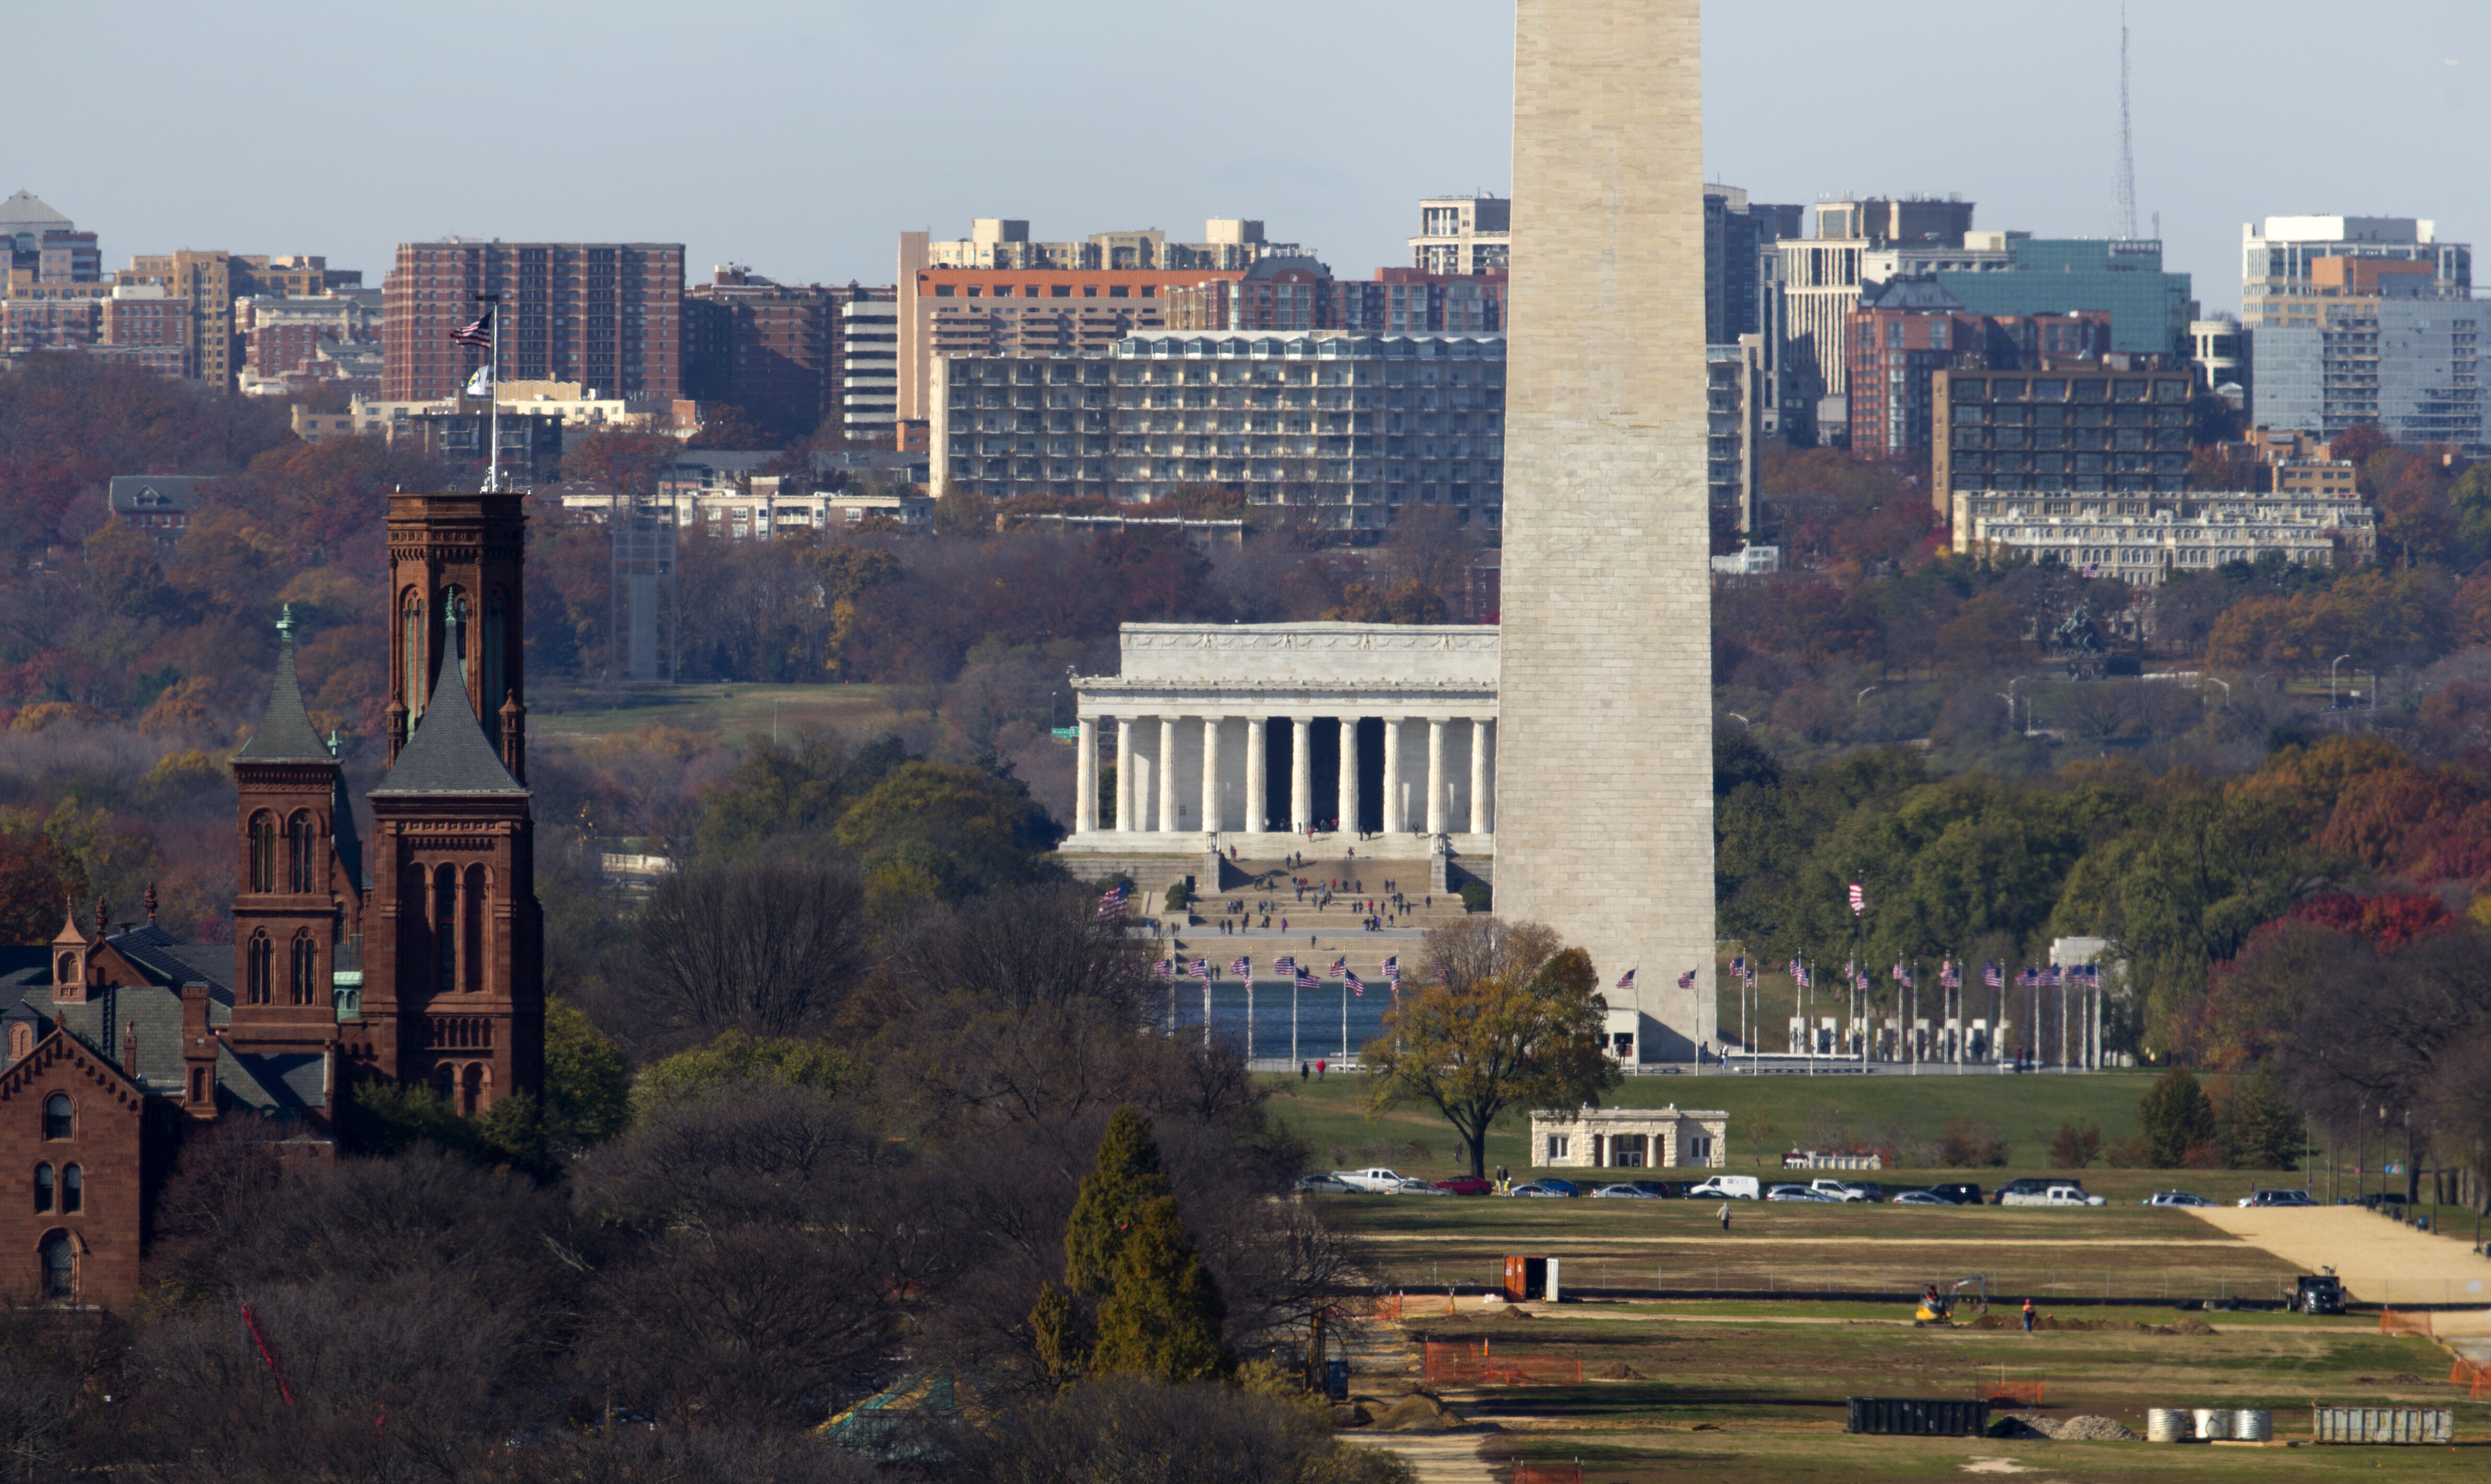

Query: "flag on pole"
left=1152, top=960, right=1174, bottom=980
left=1382, top=956, right=1400, bottom=982
left=1676, top=969, right=1696, bottom=989
left=1847, top=882, right=1866, bottom=915
left=463, top=364, right=494, bottom=397
left=451, top=308, right=495, bottom=350
left=1941, top=960, right=1961, bottom=989
left=1096, top=884, right=1127, bottom=921
left=1983, top=961, right=2004, bottom=988
left=1327, top=957, right=1346, bottom=978
left=1615, top=969, right=1636, bottom=992
left=1890, top=962, right=1908, bottom=984
left=1189, top=958, right=1210, bottom=982
left=2017, top=967, right=2039, bottom=988
left=1742, top=961, right=1756, bottom=985
left=1346, top=971, right=1365, bottom=997
left=1729, top=956, right=1745, bottom=976
left=1295, top=968, right=1318, bottom=991
left=2038, top=967, right=2061, bottom=988
left=1228, top=957, right=1251, bottom=980
left=1854, top=966, right=1870, bottom=991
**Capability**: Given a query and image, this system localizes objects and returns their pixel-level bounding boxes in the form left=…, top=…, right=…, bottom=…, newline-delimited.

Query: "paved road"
left=2187, top=1205, right=2491, bottom=1306
left=1340, top=1433, right=1495, bottom=1483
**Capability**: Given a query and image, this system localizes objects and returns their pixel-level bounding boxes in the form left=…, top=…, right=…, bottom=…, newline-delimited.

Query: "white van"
left=2001, top=1183, right=2106, bottom=1208
left=1687, top=1174, right=1762, bottom=1200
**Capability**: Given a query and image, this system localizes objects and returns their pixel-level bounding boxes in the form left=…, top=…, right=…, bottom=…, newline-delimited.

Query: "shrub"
left=2047, top=1120, right=2102, bottom=1169
left=1937, top=1116, right=2011, bottom=1167
left=1458, top=880, right=1491, bottom=913
left=2137, top=1068, right=2216, bottom=1167
left=1165, top=881, right=1190, bottom=913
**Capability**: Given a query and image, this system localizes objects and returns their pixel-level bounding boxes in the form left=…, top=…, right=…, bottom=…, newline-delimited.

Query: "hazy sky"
left=10, top=2, right=2483, bottom=314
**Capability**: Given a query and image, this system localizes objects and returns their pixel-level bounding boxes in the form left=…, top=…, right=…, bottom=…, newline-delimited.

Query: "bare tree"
left=630, top=855, right=868, bottom=1042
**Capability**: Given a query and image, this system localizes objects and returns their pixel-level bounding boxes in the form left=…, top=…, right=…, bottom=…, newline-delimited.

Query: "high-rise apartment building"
left=2251, top=256, right=2483, bottom=452
left=1703, top=186, right=1799, bottom=346
left=2241, top=216, right=2469, bottom=329
left=240, top=292, right=382, bottom=378
left=382, top=241, right=684, bottom=403
left=1933, top=362, right=2197, bottom=513
left=1409, top=196, right=1510, bottom=276
left=681, top=266, right=875, bottom=438
left=110, top=254, right=359, bottom=391
left=1846, top=278, right=2112, bottom=468
left=840, top=300, right=898, bottom=442
left=929, top=329, right=1505, bottom=530
left=2192, top=316, right=2247, bottom=407
left=927, top=218, right=1300, bottom=272
left=1165, top=257, right=1332, bottom=332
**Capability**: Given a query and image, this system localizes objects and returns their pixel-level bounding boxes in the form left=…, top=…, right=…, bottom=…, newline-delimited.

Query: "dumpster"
left=1503, top=1255, right=1550, bottom=1302
left=1846, top=1398, right=1992, bottom=1436
left=2311, top=1407, right=2452, bottom=1444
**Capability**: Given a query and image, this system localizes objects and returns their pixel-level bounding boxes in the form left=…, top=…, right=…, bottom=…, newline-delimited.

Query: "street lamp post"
left=2330, top=653, right=2352, bottom=710
left=2005, top=674, right=2036, bottom=735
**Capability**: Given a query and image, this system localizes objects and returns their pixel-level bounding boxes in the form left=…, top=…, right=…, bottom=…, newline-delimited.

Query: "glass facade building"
left=1931, top=239, right=2192, bottom=358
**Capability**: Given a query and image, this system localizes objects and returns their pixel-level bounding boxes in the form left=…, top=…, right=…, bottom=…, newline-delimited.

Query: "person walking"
left=1717, top=1202, right=1732, bottom=1233
left=1300, top=1062, right=1309, bottom=1082
left=1316, top=1059, right=1326, bottom=1080
left=2020, top=1297, right=2036, bottom=1334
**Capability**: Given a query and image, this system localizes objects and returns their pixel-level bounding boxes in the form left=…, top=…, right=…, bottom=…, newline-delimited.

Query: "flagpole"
left=477, top=292, right=503, bottom=493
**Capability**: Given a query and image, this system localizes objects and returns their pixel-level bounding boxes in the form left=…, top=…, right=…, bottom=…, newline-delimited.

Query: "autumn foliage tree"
left=1361, top=920, right=1618, bottom=1178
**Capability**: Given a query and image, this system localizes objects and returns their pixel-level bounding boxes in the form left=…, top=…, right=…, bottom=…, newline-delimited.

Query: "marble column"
left=1382, top=719, right=1404, bottom=833
left=1336, top=716, right=1359, bottom=835
left=1245, top=717, right=1267, bottom=833
left=1425, top=718, right=1447, bottom=834
left=1075, top=715, right=1098, bottom=833
left=1115, top=717, right=1136, bottom=834
left=1289, top=716, right=1313, bottom=833
left=1199, top=716, right=1222, bottom=834
left=1470, top=717, right=1492, bottom=834
left=1157, top=716, right=1180, bottom=834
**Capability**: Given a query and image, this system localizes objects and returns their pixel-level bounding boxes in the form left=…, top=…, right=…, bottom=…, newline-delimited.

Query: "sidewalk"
left=2186, top=1205, right=2491, bottom=1305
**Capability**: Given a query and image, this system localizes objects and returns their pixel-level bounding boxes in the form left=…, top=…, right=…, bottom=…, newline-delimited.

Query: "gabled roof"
left=371, top=628, right=524, bottom=797
left=236, top=608, right=334, bottom=764
left=0, top=1024, right=145, bottom=1115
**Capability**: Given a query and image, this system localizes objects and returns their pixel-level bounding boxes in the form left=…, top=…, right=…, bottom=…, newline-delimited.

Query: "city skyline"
left=6, top=1, right=2483, bottom=312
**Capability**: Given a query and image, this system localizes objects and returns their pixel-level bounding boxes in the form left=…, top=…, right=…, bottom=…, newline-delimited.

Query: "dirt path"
left=1339, top=1433, right=1496, bottom=1483
left=1373, top=1233, right=2242, bottom=1248
left=2185, top=1206, right=2491, bottom=1304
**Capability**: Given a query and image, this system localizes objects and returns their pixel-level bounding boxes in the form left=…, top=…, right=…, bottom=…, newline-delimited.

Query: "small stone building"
left=1528, top=1105, right=1726, bottom=1171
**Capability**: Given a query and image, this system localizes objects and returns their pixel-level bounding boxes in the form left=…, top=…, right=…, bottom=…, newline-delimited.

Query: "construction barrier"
left=2379, top=1308, right=2433, bottom=1337
left=2311, top=1406, right=2453, bottom=1444
left=2455, top=1358, right=2491, bottom=1400
left=1512, top=1469, right=1582, bottom=1484
left=1423, top=1341, right=1583, bottom=1387
left=1357, top=1293, right=1458, bottom=1321
left=1984, top=1380, right=2047, bottom=1407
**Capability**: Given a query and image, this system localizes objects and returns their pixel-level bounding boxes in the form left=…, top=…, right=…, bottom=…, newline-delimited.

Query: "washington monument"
left=1495, top=1, right=1715, bottom=1060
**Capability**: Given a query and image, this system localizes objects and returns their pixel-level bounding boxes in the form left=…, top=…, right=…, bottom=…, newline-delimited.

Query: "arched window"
left=248, top=812, right=276, bottom=893
left=435, top=1064, right=456, bottom=1102
left=463, top=864, right=487, bottom=993
left=61, top=1165, right=79, bottom=1215
left=245, top=935, right=273, bottom=1006
left=52, top=954, right=74, bottom=987
left=38, top=1231, right=72, bottom=1302
left=434, top=867, right=458, bottom=996
left=289, top=934, right=318, bottom=1007
left=42, top=1094, right=70, bottom=1141
left=8, top=1023, right=30, bottom=1062
left=287, top=812, right=317, bottom=893
left=460, top=1062, right=485, bottom=1116
left=33, top=1163, right=52, bottom=1213
left=402, top=592, right=426, bottom=717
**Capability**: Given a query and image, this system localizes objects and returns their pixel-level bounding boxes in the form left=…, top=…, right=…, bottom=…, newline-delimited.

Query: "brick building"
left=1933, top=361, right=2197, bottom=517
left=1844, top=278, right=2111, bottom=468
left=383, top=240, right=685, bottom=403
left=114, top=254, right=359, bottom=391
left=681, top=267, right=890, bottom=439
left=0, top=490, right=546, bottom=1309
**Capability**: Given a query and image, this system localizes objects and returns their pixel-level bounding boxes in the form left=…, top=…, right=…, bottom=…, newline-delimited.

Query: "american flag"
left=1729, top=956, right=1745, bottom=976
left=1229, top=956, right=1251, bottom=980
left=1792, top=961, right=1810, bottom=989
left=1295, top=967, right=1319, bottom=991
left=1152, top=959, right=1174, bottom=980
left=1274, top=955, right=1296, bottom=979
left=2081, top=964, right=2102, bottom=984
left=2039, top=967, right=2061, bottom=988
left=451, top=307, right=494, bottom=350
left=1095, top=884, right=1127, bottom=921
left=1847, top=882, right=1865, bottom=915
left=2017, top=967, right=2039, bottom=988
left=1941, top=960, right=1960, bottom=989
left=1854, top=967, right=1870, bottom=991
left=1983, top=961, right=2004, bottom=988
left=1890, top=962, right=1909, bottom=985
left=1346, top=971, right=1365, bottom=997
left=1615, top=969, right=1636, bottom=991
left=1327, top=957, right=1346, bottom=978
left=1743, top=962, right=1756, bottom=985
left=1676, top=969, right=1696, bottom=988
left=1382, top=956, right=1400, bottom=982
left=1189, top=958, right=1210, bottom=982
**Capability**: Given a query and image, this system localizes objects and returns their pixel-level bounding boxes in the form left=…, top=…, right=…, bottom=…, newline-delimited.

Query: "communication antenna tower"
left=2115, top=6, right=2138, bottom=241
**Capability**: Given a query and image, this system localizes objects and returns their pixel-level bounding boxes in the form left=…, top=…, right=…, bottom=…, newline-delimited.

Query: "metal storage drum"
left=2232, top=1409, right=2272, bottom=1441
left=2146, top=1409, right=2188, bottom=1443
left=2193, top=1409, right=2234, bottom=1441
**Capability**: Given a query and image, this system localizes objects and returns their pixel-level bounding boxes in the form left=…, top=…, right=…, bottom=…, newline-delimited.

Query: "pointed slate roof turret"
left=371, top=614, right=525, bottom=797
left=236, top=606, right=334, bottom=763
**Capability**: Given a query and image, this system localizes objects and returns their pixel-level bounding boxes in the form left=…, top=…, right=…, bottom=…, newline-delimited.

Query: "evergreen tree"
left=2220, top=1066, right=2305, bottom=1171
left=1063, top=1108, right=1172, bottom=1295
left=1090, top=1196, right=1230, bottom=1384
left=2137, top=1068, right=2217, bottom=1167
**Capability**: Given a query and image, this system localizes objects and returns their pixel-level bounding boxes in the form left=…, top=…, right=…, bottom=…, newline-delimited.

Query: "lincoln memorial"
left=1063, top=622, right=1498, bottom=858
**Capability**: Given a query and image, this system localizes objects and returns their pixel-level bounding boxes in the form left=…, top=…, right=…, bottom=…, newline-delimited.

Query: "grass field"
left=529, top=681, right=905, bottom=741
left=1348, top=1298, right=2482, bottom=1480
left=1260, top=1066, right=2160, bottom=1179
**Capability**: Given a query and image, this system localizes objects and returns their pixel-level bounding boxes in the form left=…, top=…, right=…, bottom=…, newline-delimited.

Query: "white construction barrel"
left=2233, top=1409, right=2272, bottom=1441
left=2146, top=1409, right=2188, bottom=1442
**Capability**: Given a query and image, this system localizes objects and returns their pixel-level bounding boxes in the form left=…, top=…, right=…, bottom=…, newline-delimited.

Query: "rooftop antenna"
left=2115, top=5, right=2138, bottom=241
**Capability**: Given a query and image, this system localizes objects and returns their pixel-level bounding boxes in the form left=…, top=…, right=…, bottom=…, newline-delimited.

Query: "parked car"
left=1508, top=1179, right=1581, bottom=1198
left=1685, top=1174, right=1762, bottom=1200
left=1988, top=1177, right=2060, bottom=1205
left=1432, top=1176, right=1494, bottom=1196
left=2001, top=1183, right=2106, bottom=1208
left=1808, top=1179, right=1872, bottom=1202
left=1387, top=1177, right=1450, bottom=1195
left=1331, top=1168, right=1412, bottom=1193
left=2294, top=1273, right=2346, bottom=1315
left=2142, top=1190, right=2212, bottom=1207
left=1927, top=1182, right=1984, bottom=1206
left=2238, top=1187, right=2318, bottom=1208
left=1592, top=1181, right=1673, bottom=1198
left=1767, top=1184, right=1841, bottom=1202
left=1891, top=1190, right=1952, bottom=1206
left=1295, top=1174, right=1355, bottom=1194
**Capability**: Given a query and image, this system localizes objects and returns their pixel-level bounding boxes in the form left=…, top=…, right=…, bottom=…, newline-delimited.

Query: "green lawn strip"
left=1486, top=1431, right=2480, bottom=1483
left=531, top=682, right=903, bottom=739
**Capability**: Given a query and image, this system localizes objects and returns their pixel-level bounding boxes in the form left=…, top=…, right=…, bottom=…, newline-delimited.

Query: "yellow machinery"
left=1913, top=1275, right=1989, bottom=1326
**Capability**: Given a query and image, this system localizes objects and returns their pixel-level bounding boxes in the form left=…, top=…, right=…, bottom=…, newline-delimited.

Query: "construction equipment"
left=1913, top=1275, right=1989, bottom=1326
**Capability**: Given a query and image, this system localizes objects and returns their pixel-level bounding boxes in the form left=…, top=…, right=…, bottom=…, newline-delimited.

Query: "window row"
left=32, top=1162, right=80, bottom=1215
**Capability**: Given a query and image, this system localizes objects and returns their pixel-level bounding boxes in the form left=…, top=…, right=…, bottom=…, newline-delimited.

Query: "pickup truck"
left=1809, top=1179, right=1871, bottom=1202
left=2000, top=1183, right=2106, bottom=1208
left=1329, top=1168, right=1411, bottom=1193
